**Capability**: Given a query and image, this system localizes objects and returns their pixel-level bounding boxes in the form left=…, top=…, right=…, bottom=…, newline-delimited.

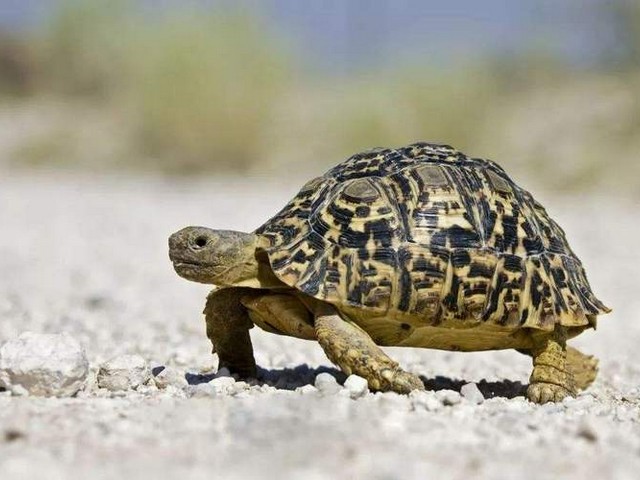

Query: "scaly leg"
left=518, top=345, right=598, bottom=392
left=315, top=309, right=424, bottom=394
left=527, top=327, right=577, bottom=403
left=204, top=288, right=257, bottom=378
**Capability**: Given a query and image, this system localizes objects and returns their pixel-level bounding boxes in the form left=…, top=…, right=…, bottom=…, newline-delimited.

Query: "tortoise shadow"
left=183, top=364, right=347, bottom=390
left=420, top=375, right=527, bottom=400
left=184, top=364, right=526, bottom=399
left=256, top=365, right=348, bottom=390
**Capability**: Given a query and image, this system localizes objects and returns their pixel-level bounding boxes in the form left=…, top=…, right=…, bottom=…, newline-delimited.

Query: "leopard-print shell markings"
left=257, top=142, right=610, bottom=336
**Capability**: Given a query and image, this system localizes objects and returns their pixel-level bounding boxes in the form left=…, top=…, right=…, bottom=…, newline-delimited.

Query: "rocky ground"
left=0, top=172, right=639, bottom=480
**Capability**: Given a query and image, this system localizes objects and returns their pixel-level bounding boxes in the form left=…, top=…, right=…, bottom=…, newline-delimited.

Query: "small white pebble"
left=343, top=375, right=369, bottom=399
left=210, top=376, right=236, bottom=386
left=295, top=384, right=318, bottom=395
left=314, top=373, right=341, bottom=395
left=436, top=389, right=462, bottom=406
left=10, top=384, right=29, bottom=397
left=230, top=381, right=250, bottom=395
left=163, top=385, right=187, bottom=399
left=410, top=390, right=442, bottom=411
left=136, top=383, right=158, bottom=395
left=259, top=384, right=277, bottom=393
left=209, top=376, right=236, bottom=395
left=189, top=383, right=215, bottom=398
left=460, top=382, right=484, bottom=404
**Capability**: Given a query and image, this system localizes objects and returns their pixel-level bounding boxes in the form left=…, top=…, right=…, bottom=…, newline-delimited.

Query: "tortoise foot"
left=527, top=382, right=574, bottom=404
left=376, top=367, right=425, bottom=394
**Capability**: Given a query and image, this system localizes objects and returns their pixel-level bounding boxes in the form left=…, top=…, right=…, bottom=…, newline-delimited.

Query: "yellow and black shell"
left=255, top=142, right=609, bottom=335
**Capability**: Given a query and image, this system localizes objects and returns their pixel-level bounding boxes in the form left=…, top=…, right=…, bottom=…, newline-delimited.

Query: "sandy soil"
left=0, top=172, right=639, bottom=480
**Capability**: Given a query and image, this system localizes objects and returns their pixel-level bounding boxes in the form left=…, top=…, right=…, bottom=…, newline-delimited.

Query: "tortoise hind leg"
left=519, top=345, right=598, bottom=392
left=315, top=309, right=424, bottom=394
left=527, top=326, right=577, bottom=403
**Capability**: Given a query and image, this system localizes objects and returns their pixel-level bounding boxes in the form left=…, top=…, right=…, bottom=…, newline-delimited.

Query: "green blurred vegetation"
left=0, top=0, right=290, bottom=172
left=0, top=0, right=638, bottom=196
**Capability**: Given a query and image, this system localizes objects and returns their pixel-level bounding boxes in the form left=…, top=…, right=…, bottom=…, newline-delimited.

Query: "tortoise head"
left=168, top=227, right=259, bottom=286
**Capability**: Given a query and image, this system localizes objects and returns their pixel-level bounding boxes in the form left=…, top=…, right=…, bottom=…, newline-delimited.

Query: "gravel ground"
left=0, top=172, right=639, bottom=480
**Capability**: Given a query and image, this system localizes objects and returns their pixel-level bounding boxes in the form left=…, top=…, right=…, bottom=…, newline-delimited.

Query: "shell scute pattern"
left=256, top=142, right=609, bottom=330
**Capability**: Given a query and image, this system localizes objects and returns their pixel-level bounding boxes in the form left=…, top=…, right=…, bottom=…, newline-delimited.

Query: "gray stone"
left=343, top=374, right=369, bottom=399
left=314, top=372, right=341, bottom=395
left=97, top=354, right=150, bottom=391
left=153, top=366, right=188, bottom=390
left=0, top=332, right=89, bottom=397
left=461, top=382, right=485, bottom=404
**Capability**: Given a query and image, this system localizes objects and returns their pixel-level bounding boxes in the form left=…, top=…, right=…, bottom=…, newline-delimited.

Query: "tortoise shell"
left=255, top=142, right=609, bottom=334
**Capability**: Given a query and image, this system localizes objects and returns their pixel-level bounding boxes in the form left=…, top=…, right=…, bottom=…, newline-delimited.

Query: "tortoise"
left=169, top=142, right=610, bottom=403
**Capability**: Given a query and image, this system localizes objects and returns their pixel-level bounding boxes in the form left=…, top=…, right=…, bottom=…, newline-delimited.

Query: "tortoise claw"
left=381, top=368, right=425, bottom=394
left=527, top=382, right=574, bottom=404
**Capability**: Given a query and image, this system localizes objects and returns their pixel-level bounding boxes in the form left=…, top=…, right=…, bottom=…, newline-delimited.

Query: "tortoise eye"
left=194, top=236, right=208, bottom=248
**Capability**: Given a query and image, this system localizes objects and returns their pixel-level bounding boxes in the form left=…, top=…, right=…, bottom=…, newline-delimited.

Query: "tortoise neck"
left=214, top=231, right=260, bottom=286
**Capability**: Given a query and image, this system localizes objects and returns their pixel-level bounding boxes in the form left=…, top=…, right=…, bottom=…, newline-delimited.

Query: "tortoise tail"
left=566, top=346, right=598, bottom=391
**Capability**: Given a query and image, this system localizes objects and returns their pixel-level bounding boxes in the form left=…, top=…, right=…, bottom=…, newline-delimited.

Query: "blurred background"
left=0, top=0, right=638, bottom=196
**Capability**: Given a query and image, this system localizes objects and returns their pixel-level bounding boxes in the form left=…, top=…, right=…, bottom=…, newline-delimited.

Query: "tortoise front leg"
left=315, top=307, right=424, bottom=394
left=527, top=326, right=577, bottom=403
left=204, top=288, right=257, bottom=378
